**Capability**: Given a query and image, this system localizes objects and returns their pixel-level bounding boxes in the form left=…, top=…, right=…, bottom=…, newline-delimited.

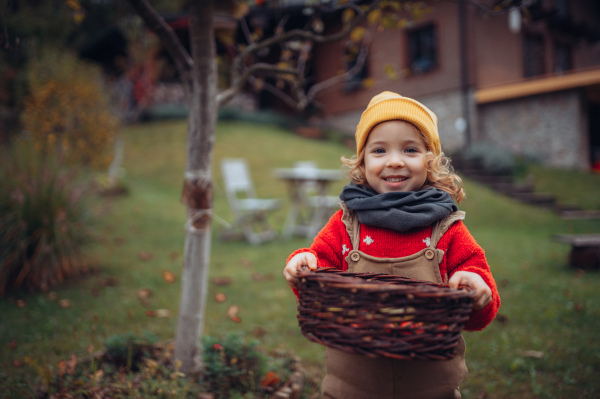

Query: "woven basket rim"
left=297, top=267, right=475, bottom=298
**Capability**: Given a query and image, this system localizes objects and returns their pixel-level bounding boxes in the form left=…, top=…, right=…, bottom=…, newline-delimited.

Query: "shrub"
left=104, top=331, right=159, bottom=371
left=201, top=333, right=276, bottom=398
left=0, top=141, right=95, bottom=295
left=21, top=48, right=118, bottom=169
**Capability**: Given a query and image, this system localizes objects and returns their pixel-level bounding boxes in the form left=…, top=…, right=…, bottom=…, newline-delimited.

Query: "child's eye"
left=405, top=147, right=418, bottom=153
left=373, top=148, right=386, bottom=154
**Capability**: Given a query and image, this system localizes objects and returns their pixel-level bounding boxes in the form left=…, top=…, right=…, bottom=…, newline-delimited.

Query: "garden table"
left=275, top=167, right=343, bottom=240
left=552, top=234, right=600, bottom=270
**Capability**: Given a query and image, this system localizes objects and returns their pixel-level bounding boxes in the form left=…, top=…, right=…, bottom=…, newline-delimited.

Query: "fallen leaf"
left=226, top=305, right=241, bottom=322
left=146, top=310, right=157, bottom=317
left=522, top=350, right=544, bottom=359
left=12, top=359, right=21, bottom=368
left=162, top=270, right=176, bottom=284
left=211, top=276, right=233, bottom=286
left=169, top=251, right=180, bottom=261
left=9, top=341, right=17, bottom=350
left=261, top=371, right=280, bottom=387
left=16, top=299, right=26, bottom=308
left=240, top=258, right=253, bottom=267
left=114, top=237, right=125, bottom=245
left=47, top=292, right=58, bottom=301
left=127, top=310, right=132, bottom=320
left=99, top=277, right=119, bottom=287
left=59, top=299, right=71, bottom=308
left=494, top=314, right=509, bottom=325
left=137, top=288, right=153, bottom=300
left=253, top=327, right=266, bottom=337
left=90, top=369, right=103, bottom=382
left=252, top=273, right=275, bottom=282
left=215, top=292, right=227, bottom=303
left=155, top=309, right=172, bottom=318
left=575, top=303, right=584, bottom=312
left=139, top=251, right=154, bottom=261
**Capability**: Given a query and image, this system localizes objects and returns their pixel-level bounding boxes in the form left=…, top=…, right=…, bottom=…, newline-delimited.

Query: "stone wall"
left=477, top=90, right=588, bottom=169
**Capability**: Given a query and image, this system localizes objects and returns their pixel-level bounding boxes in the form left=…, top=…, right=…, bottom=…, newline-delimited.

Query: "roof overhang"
left=475, top=67, right=600, bottom=104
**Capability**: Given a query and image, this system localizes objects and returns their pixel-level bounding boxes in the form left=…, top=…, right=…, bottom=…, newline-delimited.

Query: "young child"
left=283, top=91, right=500, bottom=399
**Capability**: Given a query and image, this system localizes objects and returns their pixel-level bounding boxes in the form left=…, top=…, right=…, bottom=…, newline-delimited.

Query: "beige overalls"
left=321, top=204, right=468, bottom=399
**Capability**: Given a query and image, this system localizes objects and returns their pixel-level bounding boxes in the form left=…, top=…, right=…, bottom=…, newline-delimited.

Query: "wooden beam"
left=476, top=68, right=600, bottom=104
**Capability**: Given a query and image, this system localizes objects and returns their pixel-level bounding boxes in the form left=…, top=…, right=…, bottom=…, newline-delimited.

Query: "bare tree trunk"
left=174, top=0, right=217, bottom=374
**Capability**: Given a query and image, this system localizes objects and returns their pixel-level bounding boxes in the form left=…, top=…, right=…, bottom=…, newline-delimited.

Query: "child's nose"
left=385, top=153, right=405, bottom=168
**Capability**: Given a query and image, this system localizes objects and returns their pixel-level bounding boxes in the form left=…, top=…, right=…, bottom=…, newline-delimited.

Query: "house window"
left=407, top=24, right=437, bottom=74
left=554, top=42, right=571, bottom=74
left=523, top=34, right=545, bottom=78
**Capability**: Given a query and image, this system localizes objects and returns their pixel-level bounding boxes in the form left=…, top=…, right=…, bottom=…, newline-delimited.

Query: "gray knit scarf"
left=339, top=182, right=458, bottom=232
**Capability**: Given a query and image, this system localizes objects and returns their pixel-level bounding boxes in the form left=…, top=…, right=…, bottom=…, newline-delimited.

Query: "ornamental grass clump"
left=0, top=142, right=95, bottom=295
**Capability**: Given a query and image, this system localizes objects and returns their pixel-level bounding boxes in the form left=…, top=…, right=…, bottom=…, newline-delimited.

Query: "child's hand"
left=283, top=252, right=318, bottom=289
left=448, top=271, right=492, bottom=310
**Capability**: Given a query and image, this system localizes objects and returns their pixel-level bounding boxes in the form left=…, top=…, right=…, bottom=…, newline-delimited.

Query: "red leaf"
left=261, top=371, right=280, bottom=387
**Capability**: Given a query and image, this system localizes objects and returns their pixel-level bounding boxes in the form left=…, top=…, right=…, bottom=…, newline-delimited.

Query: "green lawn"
left=1, top=118, right=600, bottom=398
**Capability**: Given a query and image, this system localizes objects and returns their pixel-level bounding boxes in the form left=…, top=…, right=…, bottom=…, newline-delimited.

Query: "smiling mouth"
left=383, top=177, right=408, bottom=183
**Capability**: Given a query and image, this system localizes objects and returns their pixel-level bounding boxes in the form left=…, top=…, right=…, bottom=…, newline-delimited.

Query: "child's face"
left=363, top=120, right=428, bottom=194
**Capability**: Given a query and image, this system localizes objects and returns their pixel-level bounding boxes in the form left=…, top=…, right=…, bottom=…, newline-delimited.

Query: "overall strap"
left=430, top=211, right=466, bottom=249
left=340, top=202, right=361, bottom=250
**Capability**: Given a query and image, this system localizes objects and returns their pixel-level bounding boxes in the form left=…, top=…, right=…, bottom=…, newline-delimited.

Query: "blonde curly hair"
left=341, top=132, right=465, bottom=203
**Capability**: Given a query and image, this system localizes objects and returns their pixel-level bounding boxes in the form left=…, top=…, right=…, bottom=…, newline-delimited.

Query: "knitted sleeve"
left=437, top=221, right=501, bottom=331
left=286, top=210, right=348, bottom=297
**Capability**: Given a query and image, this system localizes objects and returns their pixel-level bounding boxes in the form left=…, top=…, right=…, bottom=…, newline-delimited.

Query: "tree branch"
left=128, top=0, right=193, bottom=86
left=305, top=29, right=372, bottom=106
left=230, top=0, right=383, bottom=86
left=218, top=63, right=300, bottom=106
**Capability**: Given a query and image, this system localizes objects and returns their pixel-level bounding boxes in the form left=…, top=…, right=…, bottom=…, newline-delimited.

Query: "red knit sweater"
left=288, top=209, right=500, bottom=331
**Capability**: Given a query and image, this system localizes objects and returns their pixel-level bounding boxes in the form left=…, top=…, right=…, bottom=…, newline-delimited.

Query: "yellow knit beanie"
left=355, top=91, right=440, bottom=156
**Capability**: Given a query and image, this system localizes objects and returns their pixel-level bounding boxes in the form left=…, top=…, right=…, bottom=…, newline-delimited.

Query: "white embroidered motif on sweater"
left=423, top=237, right=431, bottom=247
left=363, top=236, right=374, bottom=245
left=342, top=244, right=349, bottom=255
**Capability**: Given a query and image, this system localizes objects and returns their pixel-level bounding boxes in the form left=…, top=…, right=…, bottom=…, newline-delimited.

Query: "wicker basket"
left=296, top=267, right=475, bottom=360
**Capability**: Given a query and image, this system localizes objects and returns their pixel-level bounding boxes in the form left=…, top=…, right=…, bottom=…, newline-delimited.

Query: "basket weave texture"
left=297, top=268, right=475, bottom=360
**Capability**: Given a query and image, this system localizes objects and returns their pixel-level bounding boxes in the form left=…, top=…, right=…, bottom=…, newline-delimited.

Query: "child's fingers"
left=449, top=271, right=492, bottom=310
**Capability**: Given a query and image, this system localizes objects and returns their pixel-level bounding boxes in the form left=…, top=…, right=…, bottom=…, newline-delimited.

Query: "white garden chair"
left=220, top=158, right=282, bottom=245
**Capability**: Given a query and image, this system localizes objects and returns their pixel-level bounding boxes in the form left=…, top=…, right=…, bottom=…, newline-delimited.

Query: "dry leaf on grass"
left=99, top=277, right=119, bottom=287
left=16, top=300, right=26, bottom=308
left=162, top=270, right=176, bottom=284
left=215, top=292, right=227, bottom=303
left=139, top=251, right=154, bottom=261
left=252, top=273, right=275, bottom=282
left=521, top=350, right=544, bottom=359
left=226, top=305, right=241, bottom=322
left=211, top=276, right=233, bottom=286
left=137, top=288, right=153, bottom=300
left=169, top=251, right=180, bottom=261
left=146, top=310, right=157, bottom=317
left=59, top=299, right=71, bottom=308
left=240, top=258, right=253, bottom=267
left=47, top=292, right=58, bottom=301
left=155, top=309, right=172, bottom=318
left=252, top=326, right=267, bottom=337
